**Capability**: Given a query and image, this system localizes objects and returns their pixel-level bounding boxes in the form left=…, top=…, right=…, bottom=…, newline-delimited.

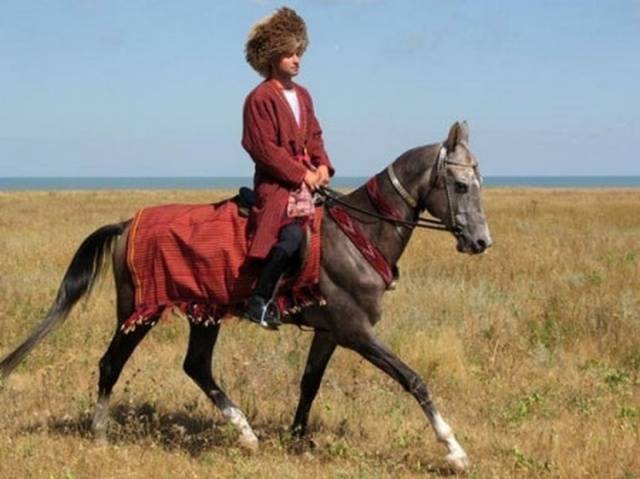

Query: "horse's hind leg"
left=92, top=320, right=155, bottom=436
left=291, top=330, right=336, bottom=438
left=183, top=322, right=258, bottom=451
left=92, top=223, right=151, bottom=436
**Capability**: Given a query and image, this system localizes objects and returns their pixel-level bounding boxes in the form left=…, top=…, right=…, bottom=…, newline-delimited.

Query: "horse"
left=0, top=121, right=491, bottom=471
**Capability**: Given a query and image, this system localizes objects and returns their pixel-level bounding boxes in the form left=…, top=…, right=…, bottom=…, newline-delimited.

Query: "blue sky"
left=1, top=0, right=638, bottom=177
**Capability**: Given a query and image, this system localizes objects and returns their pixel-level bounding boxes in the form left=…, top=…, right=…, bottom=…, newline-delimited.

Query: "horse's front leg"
left=291, top=330, right=337, bottom=438
left=339, top=327, right=470, bottom=472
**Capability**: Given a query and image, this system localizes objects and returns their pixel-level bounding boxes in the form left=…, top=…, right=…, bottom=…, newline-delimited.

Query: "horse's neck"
left=343, top=145, right=439, bottom=267
left=377, top=144, right=440, bottom=264
left=342, top=172, right=416, bottom=267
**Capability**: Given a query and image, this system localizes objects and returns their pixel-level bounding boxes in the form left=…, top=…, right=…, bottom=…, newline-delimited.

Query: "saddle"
left=122, top=190, right=324, bottom=333
left=234, top=186, right=256, bottom=217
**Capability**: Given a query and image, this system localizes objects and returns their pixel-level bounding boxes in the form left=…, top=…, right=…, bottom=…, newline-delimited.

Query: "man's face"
left=273, top=52, right=301, bottom=79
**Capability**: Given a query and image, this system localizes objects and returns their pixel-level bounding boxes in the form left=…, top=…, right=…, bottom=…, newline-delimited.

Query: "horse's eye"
left=455, top=181, right=468, bottom=194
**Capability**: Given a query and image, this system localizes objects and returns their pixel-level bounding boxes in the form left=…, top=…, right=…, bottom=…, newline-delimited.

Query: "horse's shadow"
left=22, top=404, right=460, bottom=475
left=22, top=402, right=241, bottom=457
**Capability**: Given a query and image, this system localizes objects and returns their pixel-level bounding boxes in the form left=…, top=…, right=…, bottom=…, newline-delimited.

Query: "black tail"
left=0, top=222, right=127, bottom=379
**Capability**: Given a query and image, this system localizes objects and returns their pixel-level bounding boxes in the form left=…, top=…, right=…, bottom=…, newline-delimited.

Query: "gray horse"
left=0, top=121, right=491, bottom=471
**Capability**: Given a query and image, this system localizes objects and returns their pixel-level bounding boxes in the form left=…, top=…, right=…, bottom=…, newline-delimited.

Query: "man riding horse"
left=242, top=7, right=334, bottom=329
left=0, top=7, right=493, bottom=473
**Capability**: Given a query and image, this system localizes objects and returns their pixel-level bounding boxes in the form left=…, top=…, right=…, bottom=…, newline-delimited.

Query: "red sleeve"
left=242, top=93, right=308, bottom=186
left=302, top=89, right=335, bottom=177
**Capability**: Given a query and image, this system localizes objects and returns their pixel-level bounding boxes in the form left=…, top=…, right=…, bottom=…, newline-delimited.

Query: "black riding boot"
left=244, top=246, right=290, bottom=329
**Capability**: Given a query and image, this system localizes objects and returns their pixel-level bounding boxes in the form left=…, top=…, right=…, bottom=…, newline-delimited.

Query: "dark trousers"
left=274, top=222, right=304, bottom=257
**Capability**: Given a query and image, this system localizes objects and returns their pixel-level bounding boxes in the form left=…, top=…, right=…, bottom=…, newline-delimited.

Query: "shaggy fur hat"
left=245, top=7, right=308, bottom=78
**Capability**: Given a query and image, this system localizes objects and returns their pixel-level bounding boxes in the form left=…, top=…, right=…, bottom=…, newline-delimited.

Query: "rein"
left=318, top=145, right=472, bottom=233
left=318, top=185, right=448, bottom=231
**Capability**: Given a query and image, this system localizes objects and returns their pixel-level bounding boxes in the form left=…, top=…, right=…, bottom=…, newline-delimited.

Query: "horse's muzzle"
left=457, top=235, right=492, bottom=254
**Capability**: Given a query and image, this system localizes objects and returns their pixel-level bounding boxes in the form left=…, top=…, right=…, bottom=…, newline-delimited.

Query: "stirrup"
left=244, top=297, right=282, bottom=330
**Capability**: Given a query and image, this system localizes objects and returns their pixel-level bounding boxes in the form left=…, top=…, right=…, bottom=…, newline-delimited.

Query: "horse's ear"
left=445, top=121, right=461, bottom=149
left=445, top=121, right=469, bottom=149
left=460, top=120, right=469, bottom=142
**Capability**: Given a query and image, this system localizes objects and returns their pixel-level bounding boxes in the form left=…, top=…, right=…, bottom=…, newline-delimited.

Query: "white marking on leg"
left=92, top=397, right=110, bottom=441
left=431, top=412, right=470, bottom=471
left=222, top=406, right=258, bottom=451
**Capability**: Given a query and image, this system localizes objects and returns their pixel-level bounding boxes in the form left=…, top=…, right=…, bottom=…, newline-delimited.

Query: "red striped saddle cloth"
left=123, top=199, right=324, bottom=332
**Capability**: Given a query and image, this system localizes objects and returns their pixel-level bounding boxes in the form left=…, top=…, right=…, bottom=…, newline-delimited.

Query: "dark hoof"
left=281, top=428, right=316, bottom=454
left=287, top=436, right=317, bottom=454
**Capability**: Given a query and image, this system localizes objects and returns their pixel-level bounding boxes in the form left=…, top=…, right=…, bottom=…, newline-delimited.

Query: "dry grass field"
left=0, top=187, right=638, bottom=478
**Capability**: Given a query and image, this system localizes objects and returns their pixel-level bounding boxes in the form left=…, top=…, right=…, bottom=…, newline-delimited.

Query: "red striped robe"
left=242, top=79, right=334, bottom=259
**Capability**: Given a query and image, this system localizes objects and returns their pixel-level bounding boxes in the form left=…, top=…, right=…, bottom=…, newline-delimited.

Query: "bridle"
left=318, top=142, right=478, bottom=236
left=432, top=140, right=479, bottom=236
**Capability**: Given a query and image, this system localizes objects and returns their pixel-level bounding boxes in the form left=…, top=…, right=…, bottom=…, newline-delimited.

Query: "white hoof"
left=445, top=452, right=470, bottom=473
left=94, top=433, right=109, bottom=447
left=92, top=417, right=108, bottom=446
left=222, top=406, right=258, bottom=453
left=92, top=417, right=108, bottom=438
left=238, top=432, right=259, bottom=452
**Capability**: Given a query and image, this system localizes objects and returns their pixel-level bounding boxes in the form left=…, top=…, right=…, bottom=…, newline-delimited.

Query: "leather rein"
left=318, top=143, right=477, bottom=235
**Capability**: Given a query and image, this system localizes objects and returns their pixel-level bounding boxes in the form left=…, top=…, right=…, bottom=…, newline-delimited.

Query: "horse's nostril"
left=477, top=239, right=486, bottom=249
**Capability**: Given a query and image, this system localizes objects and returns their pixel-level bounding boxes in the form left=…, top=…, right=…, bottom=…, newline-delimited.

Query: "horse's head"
left=418, top=121, right=492, bottom=254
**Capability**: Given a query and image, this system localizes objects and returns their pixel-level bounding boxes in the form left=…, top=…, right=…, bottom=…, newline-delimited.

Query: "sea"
left=0, top=176, right=639, bottom=191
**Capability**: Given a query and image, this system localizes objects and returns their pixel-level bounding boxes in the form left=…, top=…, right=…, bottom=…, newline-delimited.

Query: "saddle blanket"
left=123, top=199, right=324, bottom=332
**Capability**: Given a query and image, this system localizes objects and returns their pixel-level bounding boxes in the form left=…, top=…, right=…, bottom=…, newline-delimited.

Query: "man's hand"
left=316, top=165, right=330, bottom=186
left=303, top=169, right=321, bottom=191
